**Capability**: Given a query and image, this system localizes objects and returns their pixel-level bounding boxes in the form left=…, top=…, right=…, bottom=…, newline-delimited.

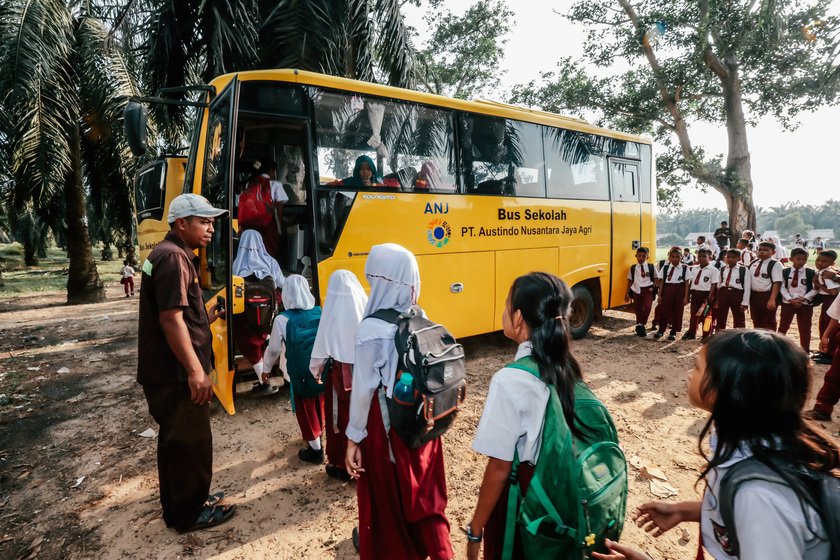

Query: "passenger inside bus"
left=340, top=155, right=384, bottom=187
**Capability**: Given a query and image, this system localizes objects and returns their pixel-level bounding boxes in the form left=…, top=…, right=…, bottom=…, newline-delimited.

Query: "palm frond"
left=372, top=0, right=414, bottom=87
left=260, top=0, right=346, bottom=74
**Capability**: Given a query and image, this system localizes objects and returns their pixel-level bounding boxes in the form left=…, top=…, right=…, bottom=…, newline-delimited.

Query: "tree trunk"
left=23, top=241, right=39, bottom=266
left=65, top=123, right=105, bottom=304
left=719, top=62, right=757, bottom=241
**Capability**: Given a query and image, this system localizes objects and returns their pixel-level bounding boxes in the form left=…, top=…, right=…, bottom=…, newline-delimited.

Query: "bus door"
left=608, top=158, right=642, bottom=308
left=200, top=79, right=239, bottom=414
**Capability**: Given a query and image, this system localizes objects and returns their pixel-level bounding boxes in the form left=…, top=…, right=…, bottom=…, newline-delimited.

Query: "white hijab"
left=282, top=274, right=315, bottom=310
left=769, top=235, right=788, bottom=259
left=311, top=270, right=368, bottom=364
left=232, top=230, right=285, bottom=287
left=363, top=243, right=421, bottom=316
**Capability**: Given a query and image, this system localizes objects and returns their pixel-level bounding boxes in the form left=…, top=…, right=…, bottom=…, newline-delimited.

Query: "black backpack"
left=243, top=275, right=277, bottom=333
left=369, top=306, right=467, bottom=448
left=719, top=456, right=840, bottom=558
left=661, top=263, right=688, bottom=283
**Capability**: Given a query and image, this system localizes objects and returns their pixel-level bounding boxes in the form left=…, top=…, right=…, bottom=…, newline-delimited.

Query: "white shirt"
left=781, top=266, right=819, bottom=304
left=660, top=263, right=688, bottom=285
left=749, top=258, right=783, bottom=293
left=719, top=264, right=751, bottom=306
left=739, top=249, right=757, bottom=267
left=627, top=262, right=657, bottom=294
left=472, top=342, right=549, bottom=464
left=688, top=264, right=720, bottom=292
left=261, top=174, right=289, bottom=204
left=121, top=265, right=135, bottom=279
left=701, top=436, right=829, bottom=560
left=814, top=270, right=840, bottom=296
left=828, top=293, right=840, bottom=321
left=682, top=254, right=695, bottom=266
left=262, top=314, right=289, bottom=371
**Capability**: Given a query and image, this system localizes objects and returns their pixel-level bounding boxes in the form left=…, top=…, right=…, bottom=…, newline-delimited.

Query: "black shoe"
left=352, top=527, right=360, bottom=551
left=635, top=325, right=647, bottom=337
left=650, top=323, right=658, bottom=331
left=325, top=464, right=352, bottom=482
left=654, top=331, right=665, bottom=339
left=298, top=446, right=324, bottom=464
left=250, top=383, right=279, bottom=396
left=682, top=332, right=696, bottom=340
left=668, top=330, right=677, bottom=341
left=804, top=408, right=832, bottom=422
left=813, top=353, right=833, bottom=365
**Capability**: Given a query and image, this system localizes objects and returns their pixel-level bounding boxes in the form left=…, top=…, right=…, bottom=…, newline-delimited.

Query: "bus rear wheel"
left=569, top=284, right=595, bottom=340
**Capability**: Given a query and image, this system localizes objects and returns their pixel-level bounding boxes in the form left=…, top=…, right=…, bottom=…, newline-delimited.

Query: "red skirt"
left=482, top=462, right=535, bottom=560
left=293, top=393, right=324, bottom=442
left=356, top=391, right=453, bottom=560
left=325, top=360, right=353, bottom=471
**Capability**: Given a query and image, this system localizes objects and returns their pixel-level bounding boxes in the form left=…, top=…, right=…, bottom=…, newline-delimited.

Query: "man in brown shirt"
left=137, top=193, right=235, bottom=532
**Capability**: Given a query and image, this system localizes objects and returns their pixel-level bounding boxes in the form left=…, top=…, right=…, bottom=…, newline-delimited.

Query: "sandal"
left=205, top=491, right=224, bottom=507
left=179, top=503, right=236, bottom=533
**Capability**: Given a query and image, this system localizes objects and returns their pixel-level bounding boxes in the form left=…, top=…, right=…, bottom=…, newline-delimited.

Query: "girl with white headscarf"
left=770, top=235, right=789, bottom=263
left=345, top=243, right=454, bottom=560
left=232, top=230, right=284, bottom=390
left=263, top=275, right=325, bottom=463
left=309, top=270, right=368, bottom=481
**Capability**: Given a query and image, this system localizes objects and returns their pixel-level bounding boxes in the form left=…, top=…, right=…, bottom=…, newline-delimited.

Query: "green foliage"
left=414, top=0, right=513, bottom=99
left=774, top=211, right=813, bottom=239
left=512, top=0, right=840, bottom=215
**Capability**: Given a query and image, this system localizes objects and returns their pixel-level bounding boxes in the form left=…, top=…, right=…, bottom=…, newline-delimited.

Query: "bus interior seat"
left=382, top=167, right=418, bottom=191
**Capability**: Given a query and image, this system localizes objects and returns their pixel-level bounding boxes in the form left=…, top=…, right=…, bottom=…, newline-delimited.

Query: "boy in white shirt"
left=748, top=241, right=783, bottom=330
left=626, top=247, right=657, bottom=337
left=736, top=238, right=756, bottom=267
left=778, top=247, right=819, bottom=352
left=683, top=249, right=719, bottom=340
left=812, top=250, right=839, bottom=363
left=654, top=247, right=689, bottom=340
left=121, top=259, right=135, bottom=297
left=715, top=249, right=750, bottom=331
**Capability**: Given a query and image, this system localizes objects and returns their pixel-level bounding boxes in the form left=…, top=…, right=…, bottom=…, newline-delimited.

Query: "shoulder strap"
left=662, top=263, right=671, bottom=278
left=681, top=264, right=688, bottom=281
left=368, top=308, right=402, bottom=324
left=782, top=266, right=791, bottom=288
left=739, top=265, right=746, bottom=285
left=648, top=264, right=655, bottom=278
left=768, top=259, right=778, bottom=275
left=806, top=268, right=816, bottom=292
left=507, top=356, right=541, bottom=379
left=630, top=264, right=636, bottom=278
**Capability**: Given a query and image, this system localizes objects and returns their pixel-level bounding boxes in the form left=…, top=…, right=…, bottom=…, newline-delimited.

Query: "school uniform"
left=715, top=264, right=750, bottom=331
left=814, top=294, right=840, bottom=417
left=264, top=277, right=325, bottom=446
left=472, top=341, right=547, bottom=559
left=681, top=254, right=695, bottom=266
left=701, top=433, right=829, bottom=560
left=739, top=249, right=757, bottom=268
left=748, top=258, right=783, bottom=330
left=309, top=270, right=368, bottom=477
left=627, top=262, right=657, bottom=326
left=685, top=264, right=719, bottom=337
left=814, top=271, right=840, bottom=338
left=778, top=266, right=819, bottom=352
left=656, top=263, right=689, bottom=336
left=346, top=244, right=453, bottom=560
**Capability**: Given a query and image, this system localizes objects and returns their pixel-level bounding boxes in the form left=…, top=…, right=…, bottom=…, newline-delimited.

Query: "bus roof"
left=208, top=69, right=651, bottom=145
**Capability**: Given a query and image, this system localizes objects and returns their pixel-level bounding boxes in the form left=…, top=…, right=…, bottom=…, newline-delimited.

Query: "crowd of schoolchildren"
left=216, top=216, right=840, bottom=559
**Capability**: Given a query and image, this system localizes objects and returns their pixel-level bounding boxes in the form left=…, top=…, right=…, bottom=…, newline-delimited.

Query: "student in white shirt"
left=626, top=247, right=657, bottom=337
left=594, top=330, right=836, bottom=560
left=344, top=243, right=453, bottom=560
left=748, top=241, right=784, bottom=330
left=121, top=259, right=135, bottom=297
left=683, top=249, right=719, bottom=340
left=466, top=272, right=584, bottom=560
left=715, top=249, right=751, bottom=332
left=778, top=248, right=819, bottom=352
left=736, top=238, right=756, bottom=267
left=654, top=247, right=689, bottom=340
left=681, top=247, right=695, bottom=266
left=814, top=250, right=840, bottom=345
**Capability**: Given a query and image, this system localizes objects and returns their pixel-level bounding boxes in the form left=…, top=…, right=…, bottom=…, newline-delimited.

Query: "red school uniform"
left=628, top=262, right=657, bottom=326
left=685, top=264, right=720, bottom=337
left=778, top=266, right=818, bottom=352
left=656, top=262, right=689, bottom=335
left=748, top=258, right=783, bottom=330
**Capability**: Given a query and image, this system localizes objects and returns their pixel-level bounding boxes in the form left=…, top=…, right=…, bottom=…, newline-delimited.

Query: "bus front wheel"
left=569, top=285, right=595, bottom=340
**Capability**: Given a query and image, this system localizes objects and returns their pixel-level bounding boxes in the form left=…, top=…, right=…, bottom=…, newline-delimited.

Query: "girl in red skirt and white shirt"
left=345, top=243, right=454, bottom=560
left=309, top=269, right=368, bottom=481
left=467, top=272, right=584, bottom=559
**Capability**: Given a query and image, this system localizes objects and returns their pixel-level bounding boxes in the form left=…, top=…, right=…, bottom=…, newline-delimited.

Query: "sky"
left=404, top=1, right=840, bottom=211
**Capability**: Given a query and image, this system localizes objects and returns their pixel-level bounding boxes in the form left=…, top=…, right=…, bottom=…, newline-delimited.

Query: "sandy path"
left=0, top=288, right=833, bottom=559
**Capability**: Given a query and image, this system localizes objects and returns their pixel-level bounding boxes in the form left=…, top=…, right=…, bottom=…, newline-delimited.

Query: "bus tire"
left=569, top=284, right=595, bottom=339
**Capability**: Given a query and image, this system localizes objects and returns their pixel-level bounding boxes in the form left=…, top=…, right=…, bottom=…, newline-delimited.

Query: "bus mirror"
left=124, top=101, right=148, bottom=156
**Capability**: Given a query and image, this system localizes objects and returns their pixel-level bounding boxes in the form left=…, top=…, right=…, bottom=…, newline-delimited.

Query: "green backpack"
left=502, top=357, right=628, bottom=559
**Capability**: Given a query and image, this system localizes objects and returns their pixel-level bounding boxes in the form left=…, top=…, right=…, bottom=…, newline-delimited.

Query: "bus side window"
left=543, top=127, right=609, bottom=201
left=460, top=114, right=545, bottom=198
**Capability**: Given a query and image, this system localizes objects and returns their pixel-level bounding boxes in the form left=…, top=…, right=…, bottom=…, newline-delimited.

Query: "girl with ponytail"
left=467, top=272, right=584, bottom=559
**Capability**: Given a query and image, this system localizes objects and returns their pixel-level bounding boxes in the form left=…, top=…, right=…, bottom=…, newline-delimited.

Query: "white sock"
left=308, top=439, right=322, bottom=451
left=253, top=361, right=265, bottom=382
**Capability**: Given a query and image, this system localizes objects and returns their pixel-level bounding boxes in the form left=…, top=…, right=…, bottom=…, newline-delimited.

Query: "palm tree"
left=0, top=0, right=139, bottom=303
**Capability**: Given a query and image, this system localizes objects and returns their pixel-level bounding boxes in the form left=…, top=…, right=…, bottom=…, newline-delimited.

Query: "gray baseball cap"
left=167, top=193, right=229, bottom=224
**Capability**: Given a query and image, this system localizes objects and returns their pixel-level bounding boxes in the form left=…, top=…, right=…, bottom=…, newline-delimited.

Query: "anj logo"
left=427, top=218, right=451, bottom=248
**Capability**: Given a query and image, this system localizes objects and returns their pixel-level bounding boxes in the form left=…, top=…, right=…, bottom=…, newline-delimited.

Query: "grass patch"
left=0, top=243, right=125, bottom=295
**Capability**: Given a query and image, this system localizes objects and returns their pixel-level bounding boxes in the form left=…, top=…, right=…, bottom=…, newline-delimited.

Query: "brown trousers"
left=142, top=383, right=213, bottom=532
left=632, top=286, right=654, bottom=326
left=778, top=302, right=814, bottom=352
left=715, top=287, right=746, bottom=330
left=750, top=290, right=778, bottom=331
left=656, top=283, right=686, bottom=334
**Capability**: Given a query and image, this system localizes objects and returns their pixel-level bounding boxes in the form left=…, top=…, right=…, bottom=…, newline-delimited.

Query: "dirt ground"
left=0, top=285, right=834, bottom=560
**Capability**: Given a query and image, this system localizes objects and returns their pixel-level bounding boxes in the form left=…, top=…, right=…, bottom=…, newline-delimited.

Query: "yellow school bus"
left=134, top=155, right=187, bottom=261
left=130, top=70, right=655, bottom=414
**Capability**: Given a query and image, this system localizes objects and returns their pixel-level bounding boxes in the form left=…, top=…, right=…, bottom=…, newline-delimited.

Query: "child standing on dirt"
left=813, top=250, right=840, bottom=364
left=626, top=247, right=657, bottom=337
left=344, top=243, right=454, bottom=560
left=121, top=260, right=135, bottom=297
left=682, top=249, right=719, bottom=340
left=654, top=248, right=689, bottom=340
left=778, top=247, right=819, bottom=352
left=592, top=330, right=838, bottom=560
left=262, top=274, right=325, bottom=464
left=748, top=241, right=783, bottom=331
left=714, top=249, right=750, bottom=332
left=309, top=270, right=368, bottom=482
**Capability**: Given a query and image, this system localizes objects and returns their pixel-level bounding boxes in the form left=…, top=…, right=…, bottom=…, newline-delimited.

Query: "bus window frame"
left=135, top=159, right=167, bottom=221
left=308, top=86, right=463, bottom=195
